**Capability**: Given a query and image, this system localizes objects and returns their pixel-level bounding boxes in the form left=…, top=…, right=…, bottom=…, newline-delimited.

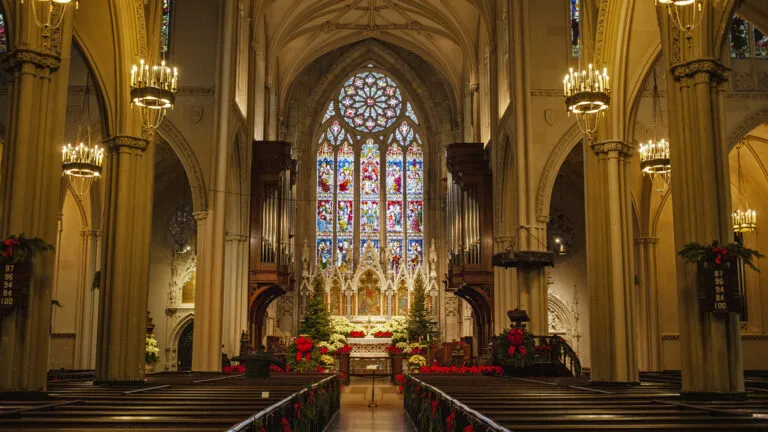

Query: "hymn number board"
left=0, top=263, right=30, bottom=309
left=697, top=259, right=741, bottom=315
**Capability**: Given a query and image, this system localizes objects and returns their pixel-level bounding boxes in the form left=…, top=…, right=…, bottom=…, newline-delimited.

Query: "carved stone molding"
left=225, top=233, right=248, bottom=243
left=590, top=140, right=634, bottom=157
left=670, top=58, right=729, bottom=84
left=192, top=211, right=209, bottom=222
left=1, top=49, right=61, bottom=73
left=103, top=135, right=149, bottom=152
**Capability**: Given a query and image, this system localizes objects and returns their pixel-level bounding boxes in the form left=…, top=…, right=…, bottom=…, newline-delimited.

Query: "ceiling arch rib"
left=263, top=0, right=482, bottom=110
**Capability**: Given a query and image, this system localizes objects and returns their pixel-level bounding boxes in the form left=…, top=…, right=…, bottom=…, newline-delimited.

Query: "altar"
left=347, top=337, right=392, bottom=358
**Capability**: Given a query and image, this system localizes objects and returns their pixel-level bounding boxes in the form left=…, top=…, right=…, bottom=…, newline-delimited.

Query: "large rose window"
left=338, top=71, right=402, bottom=133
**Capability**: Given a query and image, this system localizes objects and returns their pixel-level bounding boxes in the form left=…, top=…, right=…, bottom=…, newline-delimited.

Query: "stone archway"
left=177, top=321, right=194, bottom=372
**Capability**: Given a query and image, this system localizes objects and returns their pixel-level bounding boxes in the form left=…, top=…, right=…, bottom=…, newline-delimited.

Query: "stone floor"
left=325, top=376, right=416, bottom=431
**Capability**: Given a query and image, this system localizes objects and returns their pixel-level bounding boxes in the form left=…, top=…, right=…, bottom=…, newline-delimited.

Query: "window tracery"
left=316, top=68, right=425, bottom=273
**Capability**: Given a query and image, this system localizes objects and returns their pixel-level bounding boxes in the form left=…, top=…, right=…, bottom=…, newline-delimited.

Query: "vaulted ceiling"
left=258, top=0, right=489, bottom=102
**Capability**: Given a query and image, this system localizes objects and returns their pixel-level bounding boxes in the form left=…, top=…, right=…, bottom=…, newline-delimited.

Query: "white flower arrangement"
left=372, top=316, right=408, bottom=334
left=320, top=354, right=336, bottom=366
left=408, top=354, right=427, bottom=367
left=145, top=335, right=160, bottom=364
left=330, top=316, right=356, bottom=336
left=396, top=341, right=410, bottom=350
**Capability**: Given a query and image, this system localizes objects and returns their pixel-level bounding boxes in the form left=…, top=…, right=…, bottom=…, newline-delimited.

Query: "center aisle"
left=325, top=376, right=417, bottom=431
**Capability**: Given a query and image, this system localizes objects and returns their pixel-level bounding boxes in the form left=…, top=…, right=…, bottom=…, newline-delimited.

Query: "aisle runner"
left=325, top=377, right=416, bottom=431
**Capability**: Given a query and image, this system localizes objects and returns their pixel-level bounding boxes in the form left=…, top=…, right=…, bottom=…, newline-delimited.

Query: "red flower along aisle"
left=403, top=375, right=487, bottom=432
left=247, top=375, right=341, bottom=432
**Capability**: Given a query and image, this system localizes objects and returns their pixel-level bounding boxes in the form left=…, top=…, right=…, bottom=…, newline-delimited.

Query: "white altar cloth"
left=347, top=337, right=392, bottom=358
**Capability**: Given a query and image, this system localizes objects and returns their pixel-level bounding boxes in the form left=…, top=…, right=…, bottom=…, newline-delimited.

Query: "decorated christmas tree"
left=407, top=273, right=438, bottom=343
left=299, top=275, right=332, bottom=342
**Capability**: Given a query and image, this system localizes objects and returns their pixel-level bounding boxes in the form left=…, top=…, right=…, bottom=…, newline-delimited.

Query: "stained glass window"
left=755, top=27, right=768, bottom=59
left=0, top=12, right=8, bottom=54
left=570, top=0, right=580, bottom=57
left=315, top=68, right=424, bottom=273
left=731, top=16, right=750, bottom=59
left=161, top=0, right=172, bottom=55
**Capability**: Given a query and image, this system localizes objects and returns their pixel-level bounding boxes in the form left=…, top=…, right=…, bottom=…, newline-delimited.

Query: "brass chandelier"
left=21, top=0, right=79, bottom=32
left=62, top=127, right=104, bottom=199
left=656, top=0, right=703, bottom=38
left=732, top=143, right=757, bottom=233
left=564, top=65, right=611, bottom=137
left=639, top=70, right=671, bottom=194
left=130, top=59, right=179, bottom=131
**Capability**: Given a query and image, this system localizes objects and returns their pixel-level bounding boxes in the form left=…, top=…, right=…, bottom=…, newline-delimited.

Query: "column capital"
left=671, top=58, right=729, bottom=84
left=635, top=237, right=659, bottom=245
left=1, top=49, right=61, bottom=74
left=590, top=140, right=634, bottom=157
left=81, top=229, right=102, bottom=239
left=192, top=210, right=209, bottom=221
left=104, top=136, right=149, bottom=152
left=225, top=233, right=248, bottom=242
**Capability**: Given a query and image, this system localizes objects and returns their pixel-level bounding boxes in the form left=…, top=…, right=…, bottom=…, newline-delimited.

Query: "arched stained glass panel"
left=315, top=68, right=425, bottom=276
left=570, top=0, right=580, bottom=57
left=161, top=0, right=172, bottom=55
left=0, top=12, right=8, bottom=53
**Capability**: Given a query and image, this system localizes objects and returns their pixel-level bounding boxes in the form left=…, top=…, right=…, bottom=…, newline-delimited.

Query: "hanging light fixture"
left=732, top=143, right=757, bottom=233
left=639, top=70, right=671, bottom=195
left=62, top=127, right=104, bottom=199
left=564, top=65, right=611, bottom=137
left=554, top=238, right=567, bottom=256
left=21, top=0, right=79, bottom=32
left=656, top=0, right=703, bottom=39
left=130, top=59, right=179, bottom=131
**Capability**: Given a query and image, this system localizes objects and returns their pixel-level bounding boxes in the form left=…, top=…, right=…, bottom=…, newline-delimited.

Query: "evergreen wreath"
left=0, top=234, right=54, bottom=264
left=678, top=240, right=764, bottom=272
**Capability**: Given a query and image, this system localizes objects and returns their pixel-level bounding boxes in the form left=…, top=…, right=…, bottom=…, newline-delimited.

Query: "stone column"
left=658, top=10, right=744, bottom=393
left=95, top=136, right=153, bottom=384
left=584, top=140, right=638, bottom=384
left=222, top=233, right=248, bottom=356
left=0, top=31, right=73, bottom=390
left=74, top=230, right=101, bottom=369
left=635, top=237, right=662, bottom=372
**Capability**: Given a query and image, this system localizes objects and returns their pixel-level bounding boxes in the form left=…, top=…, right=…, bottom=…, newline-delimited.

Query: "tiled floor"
left=326, top=376, right=417, bottom=431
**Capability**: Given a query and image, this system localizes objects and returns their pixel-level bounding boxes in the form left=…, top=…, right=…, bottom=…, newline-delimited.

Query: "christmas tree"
left=299, top=275, right=332, bottom=342
left=407, top=273, right=438, bottom=343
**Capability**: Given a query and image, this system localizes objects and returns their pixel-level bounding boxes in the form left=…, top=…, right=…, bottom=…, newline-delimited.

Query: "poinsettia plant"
left=286, top=336, right=320, bottom=373
left=0, top=234, right=54, bottom=264
left=385, top=344, right=404, bottom=354
left=349, top=330, right=366, bottom=338
left=335, top=344, right=352, bottom=355
left=679, top=240, right=764, bottom=271
left=493, top=326, right=535, bottom=369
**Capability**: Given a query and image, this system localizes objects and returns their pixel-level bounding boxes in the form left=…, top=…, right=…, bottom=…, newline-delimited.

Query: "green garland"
left=678, top=241, right=764, bottom=271
left=0, top=234, right=54, bottom=265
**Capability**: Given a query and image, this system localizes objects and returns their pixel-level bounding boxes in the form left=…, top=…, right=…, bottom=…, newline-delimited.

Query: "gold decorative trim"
left=590, top=140, right=634, bottom=157
left=103, top=135, right=149, bottom=152
left=671, top=58, right=729, bottom=84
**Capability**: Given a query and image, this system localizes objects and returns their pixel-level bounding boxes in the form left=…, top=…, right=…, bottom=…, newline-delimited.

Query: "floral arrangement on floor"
left=679, top=240, right=764, bottom=271
left=335, top=344, right=352, bottom=355
left=417, top=365, right=503, bottom=376
left=408, top=355, right=427, bottom=368
left=319, top=354, right=335, bottom=366
left=348, top=330, right=366, bottom=338
left=385, top=344, right=404, bottom=354
left=223, top=364, right=246, bottom=373
left=404, top=376, right=483, bottom=432
left=493, top=326, right=535, bottom=370
left=0, top=234, right=54, bottom=264
left=286, top=336, right=320, bottom=373
left=329, top=316, right=358, bottom=337
left=145, top=335, right=160, bottom=365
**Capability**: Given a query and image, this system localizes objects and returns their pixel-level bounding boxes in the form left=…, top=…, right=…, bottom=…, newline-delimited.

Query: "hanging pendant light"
left=62, top=127, right=104, bottom=199
left=130, top=58, right=179, bottom=131
left=732, top=143, right=758, bottom=233
left=564, top=63, right=611, bottom=137
left=656, top=0, right=703, bottom=39
left=639, top=70, right=671, bottom=195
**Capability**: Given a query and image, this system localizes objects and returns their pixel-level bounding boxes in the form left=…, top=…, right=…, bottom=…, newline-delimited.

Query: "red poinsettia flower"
left=507, top=345, right=516, bottom=356
left=464, top=425, right=475, bottom=432
left=320, top=347, right=328, bottom=355
left=446, top=412, right=457, bottom=430
left=431, top=399, right=439, bottom=417
left=280, top=416, right=291, bottom=432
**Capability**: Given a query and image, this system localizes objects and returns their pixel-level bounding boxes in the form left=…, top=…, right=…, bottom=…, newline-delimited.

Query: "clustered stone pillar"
left=584, top=140, right=638, bottom=384
left=635, top=237, right=661, bottom=372
left=0, top=44, right=70, bottom=391
left=659, top=4, right=744, bottom=393
left=95, top=136, right=153, bottom=384
left=222, top=233, right=249, bottom=356
left=74, top=230, right=102, bottom=369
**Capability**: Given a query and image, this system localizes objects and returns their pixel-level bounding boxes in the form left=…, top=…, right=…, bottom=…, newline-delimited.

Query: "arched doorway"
left=177, top=321, right=194, bottom=372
